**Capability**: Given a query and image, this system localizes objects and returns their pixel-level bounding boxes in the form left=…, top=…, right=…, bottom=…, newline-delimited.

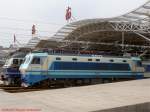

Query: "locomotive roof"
left=11, top=52, right=27, bottom=58
left=30, top=52, right=141, bottom=60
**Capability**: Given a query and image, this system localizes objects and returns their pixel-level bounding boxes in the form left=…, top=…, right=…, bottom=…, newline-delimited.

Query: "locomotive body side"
left=20, top=53, right=144, bottom=87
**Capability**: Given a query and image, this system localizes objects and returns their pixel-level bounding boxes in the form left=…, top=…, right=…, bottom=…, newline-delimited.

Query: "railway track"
left=5, top=88, right=48, bottom=93
left=0, top=79, right=134, bottom=93
left=0, top=83, right=93, bottom=93
left=0, top=84, right=67, bottom=93
left=0, top=85, right=49, bottom=93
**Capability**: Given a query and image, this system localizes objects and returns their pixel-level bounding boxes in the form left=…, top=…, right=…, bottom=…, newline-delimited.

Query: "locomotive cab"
left=20, top=53, right=48, bottom=72
left=20, top=53, right=48, bottom=87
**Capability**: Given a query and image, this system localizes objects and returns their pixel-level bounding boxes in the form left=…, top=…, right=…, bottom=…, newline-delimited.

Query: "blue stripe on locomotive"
left=50, top=62, right=131, bottom=71
left=22, top=61, right=143, bottom=86
left=22, top=71, right=143, bottom=86
left=144, top=65, right=150, bottom=72
left=4, top=67, right=21, bottom=78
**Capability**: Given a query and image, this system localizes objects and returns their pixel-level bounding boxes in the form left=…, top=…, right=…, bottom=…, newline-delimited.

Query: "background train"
left=2, top=52, right=26, bottom=86
left=19, top=52, right=144, bottom=87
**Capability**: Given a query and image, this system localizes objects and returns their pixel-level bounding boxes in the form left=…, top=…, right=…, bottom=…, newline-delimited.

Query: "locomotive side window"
left=96, top=59, right=100, bottom=62
left=72, top=58, right=77, bottom=61
left=88, top=59, right=92, bottom=61
left=110, top=59, right=114, bottom=62
left=123, top=60, right=127, bottom=62
left=56, top=57, right=61, bottom=60
left=31, top=57, right=41, bottom=64
left=136, top=61, right=142, bottom=67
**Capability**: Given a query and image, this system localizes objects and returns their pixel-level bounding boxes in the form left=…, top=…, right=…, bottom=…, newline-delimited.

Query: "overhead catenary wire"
left=0, top=16, right=65, bottom=26
left=0, top=32, right=47, bottom=36
left=0, top=33, right=54, bottom=41
left=0, top=26, right=57, bottom=33
left=0, top=16, right=65, bottom=47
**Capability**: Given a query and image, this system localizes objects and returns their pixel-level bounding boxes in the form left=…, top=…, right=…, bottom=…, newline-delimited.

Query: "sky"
left=0, top=0, right=148, bottom=47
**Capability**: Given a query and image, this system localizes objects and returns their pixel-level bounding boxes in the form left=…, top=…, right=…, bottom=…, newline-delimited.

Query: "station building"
left=24, top=1, right=150, bottom=57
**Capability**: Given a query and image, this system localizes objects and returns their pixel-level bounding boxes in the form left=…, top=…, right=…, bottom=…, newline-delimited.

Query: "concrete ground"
left=0, top=79, right=150, bottom=112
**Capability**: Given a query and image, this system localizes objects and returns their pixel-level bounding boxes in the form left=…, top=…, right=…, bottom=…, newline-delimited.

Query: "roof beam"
left=143, top=5, right=150, bottom=9
left=123, top=15, right=143, bottom=20
left=133, top=31, right=150, bottom=42
left=132, top=11, right=150, bottom=17
left=52, top=39, right=150, bottom=49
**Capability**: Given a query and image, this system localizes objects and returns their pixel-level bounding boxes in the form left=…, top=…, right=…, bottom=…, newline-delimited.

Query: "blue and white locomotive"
left=19, top=52, right=144, bottom=87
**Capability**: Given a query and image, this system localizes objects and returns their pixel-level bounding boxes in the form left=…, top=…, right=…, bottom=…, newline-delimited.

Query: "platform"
left=0, top=79, right=150, bottom=112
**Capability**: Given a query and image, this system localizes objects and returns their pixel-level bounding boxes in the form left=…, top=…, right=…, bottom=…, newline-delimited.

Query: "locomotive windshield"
left=21, top=55, right=42, bottom=65
left=4, top=58, right=23, bottom=67
left=13, top=59, right=19, bottom=65
left=13, top=59, right=23, bottom=65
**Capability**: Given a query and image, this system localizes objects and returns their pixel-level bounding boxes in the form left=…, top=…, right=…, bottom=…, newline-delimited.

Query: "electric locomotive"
left=20, top=52, right=144, bottom=87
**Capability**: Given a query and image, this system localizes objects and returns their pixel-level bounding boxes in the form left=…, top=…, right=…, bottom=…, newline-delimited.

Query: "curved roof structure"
left=117, top=1, right=150, bottom=25
left=30, top=1, right=150, bottom=52
left=52, top=1, right=150, bottom=39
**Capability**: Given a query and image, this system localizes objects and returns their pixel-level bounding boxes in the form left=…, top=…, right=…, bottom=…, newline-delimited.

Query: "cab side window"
left=136, top=61, right=142, bottom=67
left=31, top=57, right=41, bottom=64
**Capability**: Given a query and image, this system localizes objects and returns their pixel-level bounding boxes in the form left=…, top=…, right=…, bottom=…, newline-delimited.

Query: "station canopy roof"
left=27, top=1, right=150, bottom=52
